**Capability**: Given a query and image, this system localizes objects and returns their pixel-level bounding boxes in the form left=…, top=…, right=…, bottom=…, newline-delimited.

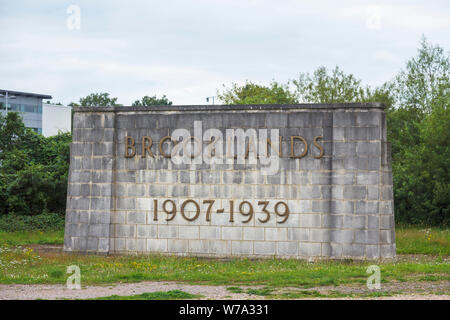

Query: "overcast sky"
left=1, top=0, right=449, bottom=105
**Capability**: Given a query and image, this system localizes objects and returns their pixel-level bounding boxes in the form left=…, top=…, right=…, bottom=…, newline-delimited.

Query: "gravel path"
left=0, top=281, right=448, bottom=300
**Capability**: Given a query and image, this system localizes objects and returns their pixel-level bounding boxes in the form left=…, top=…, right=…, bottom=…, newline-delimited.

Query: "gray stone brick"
left=254, top=241, right=276, bottom=255
left=137, top=225, right=157, bottom=238
left=115, top=225, right=135, bottom=238
left=299, top=242, right=321, bottom=256
left=277, top=241, right=298, bottom=256
left=299, top=186, right=321, bottom=199
left=68, top=197, right=90, bottom=210
left=356, top=141, right=381, bottom=156
left=333, top=111, right=355, bottom=126
left=232, top=241, right=253, bottom=255
left=331, top=173, right=354, bottom=185
left=354, top=230, right=379, bottom=244
left=330, top=230, right=353, bottom=243
left=380, top=229, right=395, bottom=244
left=355, top=201, right=379, bottom=214
left=330, top=201, right=354, bottom=214
left=322, top=215, right=343, bottom=229
left=127, top=211, right=146, bottom=224
left=343, top=186, right=367, bottom=200
left=98, top=238, right=109, bottom=252
left=189, top=240, right=209, bottom=253
left=310, top=229, right=328, bottom=242
left=342, top=157, right=368, bottom=170
left=368, top=215, right=380, bottom=229
left=89, top=211, right=110, bottom=224
left=356, top=111, right=381, bottom=126
left=356, top=172, right=379, bottom=185
left=179, top=226, right=200, bottom=239
left=381, top=244, right=396, bottom=258
left=343, top=244, right=365, bottom=257
left=300, top=214, right=321, bottom=228
left=158, top=225, right=178, bottom=238
left=147, top=239, right=167, bottom=252
left=365, top=245, right=380, bottom=259
left=287, top=228, right=309, bottom=241
left=208, top=240, right=231, bottom=255
left=243, top=227, right=264, bottom=241
left=87, top=237, right=98, bottom=251
left=222, top=227, right=242, bottom=240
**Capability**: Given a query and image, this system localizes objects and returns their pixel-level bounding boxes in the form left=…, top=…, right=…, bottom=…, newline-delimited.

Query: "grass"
left=89, top=290, right=201, bottom=300
left=0, top=230, right=64, bottom=246
left=270, top=290, right=396, bottom=299
left=0, top=227, right=448, bottom=287
left=395, top=227, right=449, bottom=255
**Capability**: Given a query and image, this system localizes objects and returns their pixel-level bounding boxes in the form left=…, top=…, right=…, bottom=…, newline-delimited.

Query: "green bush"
left=0, top=212, right=65, bottom=232
left=0, top=112, right=71, bottom=216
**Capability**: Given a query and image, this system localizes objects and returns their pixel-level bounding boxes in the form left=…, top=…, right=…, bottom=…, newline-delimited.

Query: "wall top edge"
left=73, top=102, right=386, bottom=113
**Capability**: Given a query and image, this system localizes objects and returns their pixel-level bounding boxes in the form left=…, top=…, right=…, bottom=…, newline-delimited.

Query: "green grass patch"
left=396, top=227, right=449, bottom=255
left=90, top=290, right=201, bottom=300
left=0, top=230, right=64, bottom=245
left=226, top=286, right=244, bottom=293
left=246, top=287, right=274, bottom=296
left=0, top=226, right=448, bottom=286
left=0, top=246, right=448, bottom=286
left=273, top=290, right=395, bottom=299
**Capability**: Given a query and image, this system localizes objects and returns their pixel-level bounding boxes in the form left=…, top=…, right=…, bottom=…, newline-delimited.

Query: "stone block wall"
left=64, top=103, right=396, bottom=259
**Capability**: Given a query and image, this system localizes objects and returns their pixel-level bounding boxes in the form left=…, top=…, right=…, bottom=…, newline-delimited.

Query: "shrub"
left=0, top=212, right=65, bottom=232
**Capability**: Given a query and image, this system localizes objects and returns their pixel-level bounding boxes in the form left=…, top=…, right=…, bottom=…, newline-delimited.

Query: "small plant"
left=91, top=290, right=201, bottom=300
left=246, top=287, right=273, bottom=296
left=226, top=286, right=243, bottom=293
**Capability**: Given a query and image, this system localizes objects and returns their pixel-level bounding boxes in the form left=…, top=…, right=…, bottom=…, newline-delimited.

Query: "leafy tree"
left=387, top=38, right=450, bottom=226
left=132, top=95, right=172, bottom=106
left=0, top=112, right=71, bottom=216
left=393, top=93, right=449, bottom=225
left=391, top=36, right=450, bottom=114
left=217, top=81, right=297, bottom=104
left=292, top=66, right=367, bottom=103
left=79, top=92, right=119, bottom=107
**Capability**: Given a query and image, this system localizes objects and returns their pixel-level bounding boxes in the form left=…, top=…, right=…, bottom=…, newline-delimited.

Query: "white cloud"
left=0, top=0, right=449, bottom=105
left=371, top=50, right=401, bottom=63
left=366, top=5, right=382, bottom=30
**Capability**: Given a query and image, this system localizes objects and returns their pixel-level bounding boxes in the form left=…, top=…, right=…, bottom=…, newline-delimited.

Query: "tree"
left=217, top=81, right=297, bottom=104
left=391, top=36, right=450, bottom=114
left=387, top=37, right=450, bottom=226
left=393, top=91, right=449, bottom=225
left=292, top=66, right=367, bottom=103
left=79, top=92, right=119, bottom=107
left=132, top=95, right=172, bottom=106
left=0, top=112, right=71, bottom=216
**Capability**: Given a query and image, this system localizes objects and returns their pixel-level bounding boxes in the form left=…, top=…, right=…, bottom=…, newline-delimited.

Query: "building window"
left=10, top=103, right=22, bottom=112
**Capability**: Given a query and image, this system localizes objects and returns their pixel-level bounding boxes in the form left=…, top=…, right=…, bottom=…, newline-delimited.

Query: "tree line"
left=0, top=37, right=448, bottom=226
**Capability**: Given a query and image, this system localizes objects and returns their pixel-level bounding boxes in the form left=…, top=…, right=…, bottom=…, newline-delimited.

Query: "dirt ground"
left=0, top=280, right=448, bottom=300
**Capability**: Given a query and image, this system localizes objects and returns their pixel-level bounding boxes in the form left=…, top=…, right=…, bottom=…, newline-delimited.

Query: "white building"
left=42, top=103, right=72, bottom=137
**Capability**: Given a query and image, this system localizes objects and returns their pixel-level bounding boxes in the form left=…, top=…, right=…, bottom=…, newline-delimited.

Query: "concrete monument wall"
left=64, top=103, right=396, bottom=259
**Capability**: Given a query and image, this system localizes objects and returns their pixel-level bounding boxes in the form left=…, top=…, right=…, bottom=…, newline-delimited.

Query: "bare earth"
left=0, top=281, right=448, bottom=300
